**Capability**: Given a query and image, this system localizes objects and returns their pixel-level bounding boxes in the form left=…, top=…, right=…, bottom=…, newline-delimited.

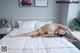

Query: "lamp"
left=0, top=19, right=8, bottom=28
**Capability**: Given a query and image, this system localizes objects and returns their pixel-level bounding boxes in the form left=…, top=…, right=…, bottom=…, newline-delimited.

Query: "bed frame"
left=12, top=17, right=57, bottom=28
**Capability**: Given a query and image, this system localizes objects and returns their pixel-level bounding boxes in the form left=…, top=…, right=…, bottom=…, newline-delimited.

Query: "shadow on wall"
left=77, top=11, right=80, bottom=18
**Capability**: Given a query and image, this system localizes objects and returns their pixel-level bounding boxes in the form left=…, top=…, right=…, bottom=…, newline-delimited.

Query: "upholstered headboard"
left=12, top=17, right=57, bottom=28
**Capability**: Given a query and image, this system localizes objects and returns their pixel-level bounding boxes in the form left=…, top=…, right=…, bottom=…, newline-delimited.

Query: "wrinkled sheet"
left=0, top=37, right=80, bottom=53
left=5, top=28, right=35, bottom=37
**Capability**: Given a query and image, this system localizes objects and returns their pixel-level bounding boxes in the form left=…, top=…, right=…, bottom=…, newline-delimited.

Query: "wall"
left=61, top=0, right=80, bottom=27
left=67, top=0, right=80, bottom=26
left=61, top=0, right=69, bottom=25
left=78, top=0, right=80, bottom=17
left=0, top=0, right=62, bottom=25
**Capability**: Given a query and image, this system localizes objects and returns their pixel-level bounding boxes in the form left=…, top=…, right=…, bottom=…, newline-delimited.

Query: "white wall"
left=61, top=0, right=69, bottom=25
left=1, top=0, right=79, bottom=26
left=0, top=0, right=62, bottom=24
left=61, top=0, right=80, bottom=27
left=67, top=0, right=80, bottom=26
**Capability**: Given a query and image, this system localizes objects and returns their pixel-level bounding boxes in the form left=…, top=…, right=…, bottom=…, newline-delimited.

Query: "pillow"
left=17, top=21, right=23, bottom=29
left=35, top=21, right=52, bottom=29
left=22, top=21, right=36, bottom=30
left=17, top=21, right=36, bottom=30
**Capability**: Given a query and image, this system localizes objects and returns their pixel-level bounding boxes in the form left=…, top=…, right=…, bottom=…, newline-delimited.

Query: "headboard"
left=12, top=17, right=57, bottom=28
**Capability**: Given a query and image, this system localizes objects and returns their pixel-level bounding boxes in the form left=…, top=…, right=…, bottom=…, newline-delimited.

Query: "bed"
left=0, top=17, right=80, bottom=53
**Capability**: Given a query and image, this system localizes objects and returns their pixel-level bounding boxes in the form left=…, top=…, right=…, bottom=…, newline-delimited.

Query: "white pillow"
left=35, top=21, right=52, bottom=29
left=22, top=21, right=35, bottom=30
left=17, top=21, right=23, bottom=29
left=17, top=21, right=36, bottom=30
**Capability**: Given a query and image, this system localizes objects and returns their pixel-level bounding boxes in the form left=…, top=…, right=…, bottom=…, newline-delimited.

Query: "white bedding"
left=0, top=28, right=80, bottom=53
left=0, top=37, right=80, bottom=53
left=5, top=28, right=35, bottom=37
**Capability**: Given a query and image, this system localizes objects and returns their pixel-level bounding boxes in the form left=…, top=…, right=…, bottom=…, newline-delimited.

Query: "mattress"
left=0, top=37, right=80, bottom=53
left=4, top=28, right=35, bottom=37
left=0, top=28, right=80, bottom=53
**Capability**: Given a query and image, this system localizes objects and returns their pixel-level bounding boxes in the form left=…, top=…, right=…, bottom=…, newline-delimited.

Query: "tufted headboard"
left=11, top=17, right=57, bottom=28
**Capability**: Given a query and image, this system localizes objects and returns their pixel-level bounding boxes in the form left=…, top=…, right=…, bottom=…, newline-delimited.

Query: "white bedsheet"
left=0, top=37, right=80, bottom=53
left=0, top=28, right=80, bottom=53
left=5, top=28, right=35, bottom=37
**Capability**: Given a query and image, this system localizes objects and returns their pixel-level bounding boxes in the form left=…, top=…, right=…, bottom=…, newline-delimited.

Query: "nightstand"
left=0, top=27, right=12, bottom=39
left=72, top=31, right=80, bottom=50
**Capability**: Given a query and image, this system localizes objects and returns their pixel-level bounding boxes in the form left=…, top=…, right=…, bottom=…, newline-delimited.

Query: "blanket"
left=0, top=37, right=80, bottom=53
